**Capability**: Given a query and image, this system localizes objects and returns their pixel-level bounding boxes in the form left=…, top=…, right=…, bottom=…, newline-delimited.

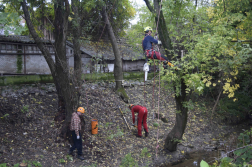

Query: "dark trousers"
left=69, top=131, right=82, bottom=155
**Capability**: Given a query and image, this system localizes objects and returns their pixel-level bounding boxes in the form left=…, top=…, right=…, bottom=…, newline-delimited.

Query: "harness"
left=142, top=35, right=155, bottom=59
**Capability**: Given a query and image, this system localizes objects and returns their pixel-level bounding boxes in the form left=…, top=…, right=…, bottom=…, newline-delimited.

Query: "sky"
left=129, top=0, right=146, bottom=25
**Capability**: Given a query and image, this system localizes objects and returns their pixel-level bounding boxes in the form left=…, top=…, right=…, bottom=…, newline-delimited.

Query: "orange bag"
left=91, top=119, right=98, bottom=135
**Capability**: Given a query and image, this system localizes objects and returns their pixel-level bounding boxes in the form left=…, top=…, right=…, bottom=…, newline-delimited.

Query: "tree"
left=142, top=0, right=189, bottom=151
left=97, top=0, right=135, bottom=101
left=139, top=0, right=252, bottom=152
left=19, top=0, right=83, bottom=138
left=0, top=3, right=26, bottom=35
left=101, top=5, right=123, bottom=91
left=7, top=0, right=135, bottom=138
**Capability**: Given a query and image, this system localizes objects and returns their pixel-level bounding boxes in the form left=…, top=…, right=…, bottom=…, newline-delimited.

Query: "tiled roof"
left=0, top=35, right=144, bottom=60
left=0, top=35, right=35, bottom=43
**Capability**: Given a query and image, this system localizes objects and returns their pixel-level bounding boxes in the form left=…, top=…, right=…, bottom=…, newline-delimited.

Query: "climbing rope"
left=154, top=0, right=164, bottom=159
left=152, top=60, right=156, bottom=119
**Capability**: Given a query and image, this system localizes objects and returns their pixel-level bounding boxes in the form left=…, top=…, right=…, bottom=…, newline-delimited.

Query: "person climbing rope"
left=129, top=104, right=149, bottom=138
left=142, top=26, right=174, bottom=68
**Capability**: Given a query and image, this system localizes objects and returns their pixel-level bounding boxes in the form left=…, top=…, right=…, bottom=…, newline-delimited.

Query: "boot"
left=77, top=155, right=84, bottom=160
left=144, top=129, right=149, bottom=137
left=136, top=134, right=142, bottom=138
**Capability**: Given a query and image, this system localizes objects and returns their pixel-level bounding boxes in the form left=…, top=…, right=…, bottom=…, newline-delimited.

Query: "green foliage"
left=218, top=91, right=251, bottom=123
left=153, top=122, right=159, bottom=127
left=171, top=138, right=182, bottom=143
left=200, top=160, right=209, bottom=167
left=237, top=128, right=252, bottom=147
left=120, top=153, right=139, bottom=167
left=202, top=129, right=252, bottom=167
left=105, top=122, right=113, bottom=128
left=0, top=10, right=26, bottom=35
left=16, top=55, right=22, bottom=73
left=58, top=158, right=65, bottom=163
left=140, top=147, right=150, bottom=158
left=21, top=105, right=29, bottom=113
left=66, top=155, right=73, bottom=162
left=81, top=163, right=97, bottom=167
left=32, top=161, right=42, bottom=167
left=0, top=163, right=7, bottom=167
left=234, top=146, right=252, bottom=165
left=21, top=160, right=32, bottom=167
left=117, top=87, right=129, bottom=101
left=107, top=126, right=124, bottom=140
left=0, top=114, right=9, bottom=119
left=182, top=99, right=195, bottom=110
left=13, top=164, right=19, bottom=167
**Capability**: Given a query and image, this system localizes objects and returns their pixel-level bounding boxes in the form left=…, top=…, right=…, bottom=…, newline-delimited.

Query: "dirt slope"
left=0, top=81, right=248, bottom=167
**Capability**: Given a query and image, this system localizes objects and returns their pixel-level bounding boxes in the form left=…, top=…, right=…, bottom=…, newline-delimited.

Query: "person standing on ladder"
left=142, top=26, right=174, bottom=68
left=68, top=107, right=85, bottom=160
left=129, top=104, right=149, bottom=138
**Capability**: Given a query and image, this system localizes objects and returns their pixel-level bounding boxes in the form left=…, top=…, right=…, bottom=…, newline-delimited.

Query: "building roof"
left=0, top=35, right=144, bottom=61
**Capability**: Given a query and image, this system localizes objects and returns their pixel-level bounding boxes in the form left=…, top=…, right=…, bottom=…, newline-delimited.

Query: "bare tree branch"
left=21, top=0, right=56, bottom=75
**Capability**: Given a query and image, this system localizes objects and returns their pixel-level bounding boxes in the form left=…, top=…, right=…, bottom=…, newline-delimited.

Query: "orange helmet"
left=129, top=104, right=134, bottom=109
left=77, top=107, right=85, bottom=114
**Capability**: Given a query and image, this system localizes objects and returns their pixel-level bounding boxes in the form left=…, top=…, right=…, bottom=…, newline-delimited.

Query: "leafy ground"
left=0, top=81, right=250, bottom=167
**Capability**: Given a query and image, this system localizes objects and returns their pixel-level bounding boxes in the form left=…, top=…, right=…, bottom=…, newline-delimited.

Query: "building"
left=0, top=35, right=145, bottom=75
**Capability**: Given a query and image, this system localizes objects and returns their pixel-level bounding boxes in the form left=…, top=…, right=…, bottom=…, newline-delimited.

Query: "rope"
left=144, top=75, right=146, bottom=107
left=154, top=0, right=163, bottom=159
left=152, top=60, right=155, bottom=119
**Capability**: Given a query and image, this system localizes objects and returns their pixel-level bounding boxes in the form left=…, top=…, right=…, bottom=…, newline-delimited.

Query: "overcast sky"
left=129, top=0, right=146, bottom=25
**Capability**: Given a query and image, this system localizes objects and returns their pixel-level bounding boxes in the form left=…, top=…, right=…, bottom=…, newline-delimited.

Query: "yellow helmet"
left=144, top=26, right=152, bottom=33
left=129, top=104, right=134, bottom=109
left=77, top=107, right=85, bottom=114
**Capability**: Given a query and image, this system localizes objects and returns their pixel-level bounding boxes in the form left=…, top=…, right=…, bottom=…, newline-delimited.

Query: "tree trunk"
left=72, top=0, right=82, bottom=109
left=53, top=0, right=73, bottom=126
left=153, top=0, right=173, bottom=60
left=101, top=5, right=123, bottom=90
left=164, top=79, right=189, bottom=151
left=144, top=0, right=189, bottom=152
left=21, top=0, right=82, bottom=139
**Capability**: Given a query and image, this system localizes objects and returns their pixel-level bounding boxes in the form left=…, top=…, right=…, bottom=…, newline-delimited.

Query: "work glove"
left=158, top=40, right=162, bottom=44
left=132, top=124, right=137, bottom=128
left=77, top=135, right=80, bottom=139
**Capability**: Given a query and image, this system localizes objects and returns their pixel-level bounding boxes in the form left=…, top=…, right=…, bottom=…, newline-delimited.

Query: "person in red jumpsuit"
left=129, top=104, right=149, bottom=138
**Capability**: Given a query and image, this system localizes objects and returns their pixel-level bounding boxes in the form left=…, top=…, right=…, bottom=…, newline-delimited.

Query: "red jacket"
left=131, top=105, right=147, bottom=124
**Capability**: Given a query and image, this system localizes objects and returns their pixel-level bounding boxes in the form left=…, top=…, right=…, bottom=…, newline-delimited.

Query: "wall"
left=0, top=42, right=91, bottom=74
left=123, top=60, right=145, bottom=72
left=25, top=55, right=54, bottom=74
left=0, top=39, right=146, bottom=75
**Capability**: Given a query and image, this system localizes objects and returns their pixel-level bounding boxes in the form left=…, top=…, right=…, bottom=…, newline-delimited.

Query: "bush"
left=120, top=153, right=138, bottom=167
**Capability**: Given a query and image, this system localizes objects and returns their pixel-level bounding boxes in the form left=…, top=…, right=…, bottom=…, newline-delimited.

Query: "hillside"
left=0, top=81, right=249, bottom=167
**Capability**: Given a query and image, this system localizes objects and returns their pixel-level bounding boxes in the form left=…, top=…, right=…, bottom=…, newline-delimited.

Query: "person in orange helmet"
left=129, top=104, right=149, bottom=138
left=68, top=107, right=85, bottom=160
